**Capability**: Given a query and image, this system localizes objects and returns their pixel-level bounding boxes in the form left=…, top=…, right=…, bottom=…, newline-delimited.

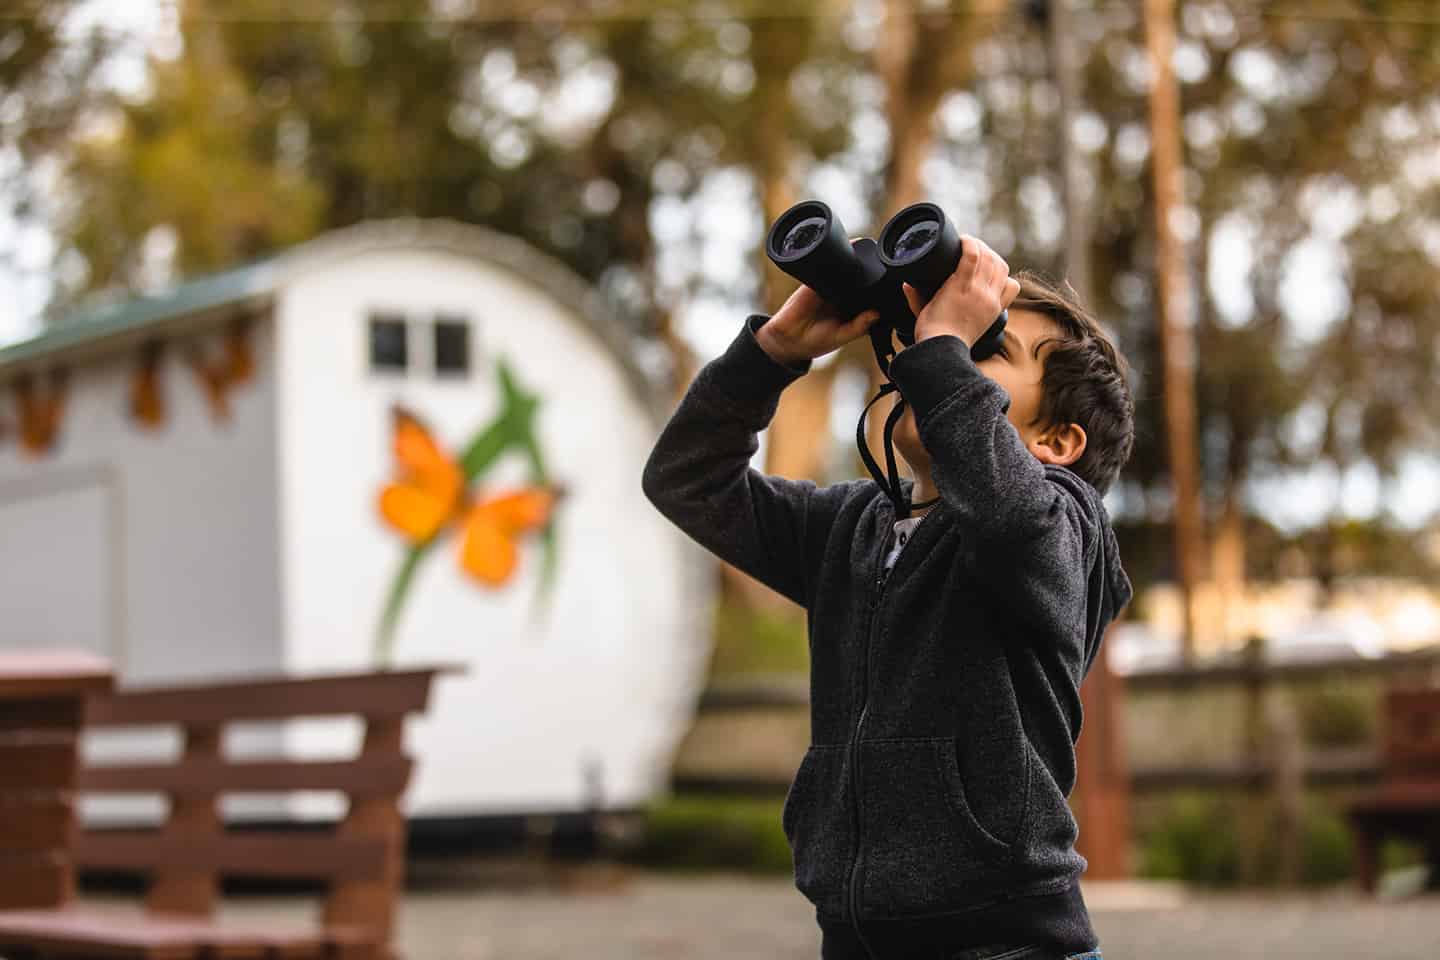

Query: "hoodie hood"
left=1042, top=465, right=1134, bottom=675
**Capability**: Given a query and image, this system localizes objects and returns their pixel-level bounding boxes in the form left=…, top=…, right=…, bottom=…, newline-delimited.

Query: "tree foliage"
left=0, top=1, right=109, bottom=304
left=43, top=1, right=1440, bottom=591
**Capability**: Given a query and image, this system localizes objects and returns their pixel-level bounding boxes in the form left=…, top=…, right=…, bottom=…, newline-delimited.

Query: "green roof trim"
left=0, top=259, right=278, bottom=373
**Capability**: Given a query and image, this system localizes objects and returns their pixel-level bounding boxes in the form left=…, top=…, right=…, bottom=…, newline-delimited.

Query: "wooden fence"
left=676, top=647, right=1440, bottom=796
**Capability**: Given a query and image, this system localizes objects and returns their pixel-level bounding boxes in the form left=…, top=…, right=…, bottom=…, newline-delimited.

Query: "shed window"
left=433, top=316, right=471, bottom=376
left=369, top=314, right=408, bottom=372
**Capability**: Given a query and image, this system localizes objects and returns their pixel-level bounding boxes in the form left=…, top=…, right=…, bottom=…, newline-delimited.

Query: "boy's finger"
left=971, top=234, right=1005, bottom=271
left=928, top=266, right=964, bottom=314
left=844, top=309, right=882, bottom=338
left=956, top=237, right=982, bottom=288
left=902, top=282, right=925, bottom=317
left=796, top=284, right=824, bottom=310
left=1002, top=276, right=1021, bottom=309
left=993, top=252, right=1012, bottom=295
left=973, top=237, right=1000, bottom=290
left=778, top=283, right=814, bottom=316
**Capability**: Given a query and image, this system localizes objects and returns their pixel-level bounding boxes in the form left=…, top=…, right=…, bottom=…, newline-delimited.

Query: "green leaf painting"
left=375, top=357, right=558, bottom=664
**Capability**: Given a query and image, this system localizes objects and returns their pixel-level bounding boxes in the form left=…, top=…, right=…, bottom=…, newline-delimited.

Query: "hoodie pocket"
left=782, top=744, right=853, bottom=920
left=940, top=735, right=1032, bottom=854
left=859, top=739, right=1031, bottom=916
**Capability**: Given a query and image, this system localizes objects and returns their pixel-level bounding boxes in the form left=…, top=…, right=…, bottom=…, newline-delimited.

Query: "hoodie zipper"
left=845, top=502, right=938, bottom=958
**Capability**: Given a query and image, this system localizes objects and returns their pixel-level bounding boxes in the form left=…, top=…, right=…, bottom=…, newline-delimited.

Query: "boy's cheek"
left=973, top=357, right=1003, bottom=383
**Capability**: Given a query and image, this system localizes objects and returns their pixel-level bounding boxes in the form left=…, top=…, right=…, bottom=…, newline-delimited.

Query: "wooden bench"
left=0, top=651, right=454, bottom=959
left=1347, top=685, right=1440, bottom=892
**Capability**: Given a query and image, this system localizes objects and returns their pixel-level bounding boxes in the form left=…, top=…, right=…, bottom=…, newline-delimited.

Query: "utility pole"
left=1143, top=0, right=1205, bottom=663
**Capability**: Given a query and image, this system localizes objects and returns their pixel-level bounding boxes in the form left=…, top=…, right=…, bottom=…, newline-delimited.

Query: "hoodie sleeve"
left=890, top=334, right=1135, bottom=669
left=887, top=332, right=1098, bottom=571
left=642, top=315, right=860, bottom=608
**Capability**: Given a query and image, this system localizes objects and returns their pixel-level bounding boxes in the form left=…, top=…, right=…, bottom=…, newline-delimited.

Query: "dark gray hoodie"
left=642, top=315, right=1134, bottom=958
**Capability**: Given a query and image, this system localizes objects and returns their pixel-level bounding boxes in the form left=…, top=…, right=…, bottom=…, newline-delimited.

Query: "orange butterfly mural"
left=378, top=407, right=557, bottom=587
left=373, top=359, right=557, bottom=663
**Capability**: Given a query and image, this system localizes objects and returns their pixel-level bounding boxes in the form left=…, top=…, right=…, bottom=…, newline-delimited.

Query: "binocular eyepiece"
left=766, top=200, right=1007, bottom=361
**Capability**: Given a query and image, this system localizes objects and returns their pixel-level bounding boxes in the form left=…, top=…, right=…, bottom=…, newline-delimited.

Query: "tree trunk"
left=752, top=16, right=824, bottom=489
left=1143, top=0, right=1207, bottom=662
left=859, top=0, right=1001, bottom=473
left=1048, top=0, right=1092, bottom=299
left=727, top=16, right=819, bottom=612
left=1211, top=483, right=1248, bottom=648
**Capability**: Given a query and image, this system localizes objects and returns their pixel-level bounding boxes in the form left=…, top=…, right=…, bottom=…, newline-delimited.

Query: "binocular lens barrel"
left=878, top=203, right=961, bottom=300
left=778, top=216, right=830, bottom=258
left=887, top=219, right=941, bottom=264
left=765, top=198, right=1002, bottom=356
left=766, top=201, right=879, bottom=318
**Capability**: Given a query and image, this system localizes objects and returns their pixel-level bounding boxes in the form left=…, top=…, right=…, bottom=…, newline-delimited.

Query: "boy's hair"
left=1011, top=271, right=1135, bottom=497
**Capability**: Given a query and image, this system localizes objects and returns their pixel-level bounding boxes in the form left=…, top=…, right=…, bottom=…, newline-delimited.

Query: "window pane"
left=369, top=314, right=408, bottom=371
left=434, top=316, right=471, bottom=376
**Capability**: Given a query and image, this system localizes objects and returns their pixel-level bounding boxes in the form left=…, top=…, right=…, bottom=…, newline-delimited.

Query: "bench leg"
left=1353, top=826, right=1379, bottom=895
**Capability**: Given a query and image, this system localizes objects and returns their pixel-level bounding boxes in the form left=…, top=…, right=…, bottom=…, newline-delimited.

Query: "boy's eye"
left=995, top=342, right=1010, bottom=358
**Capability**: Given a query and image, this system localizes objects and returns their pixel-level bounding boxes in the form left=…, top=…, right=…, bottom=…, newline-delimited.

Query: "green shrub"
left=1381, top=838, right=1424, bottom=872
left=1138, top=790, right=1412, bottom=888
left=1298, top=800, right=1354, bottom=886
left=1138, top=792, right=1243, bottom=886
left=624, top=794, right=793, bottom=874
left=1292, top=683, right=1376, bottom=748
left=710, top=599, right=809, bottom=677
left=636, top=790, right=1414, bottom=886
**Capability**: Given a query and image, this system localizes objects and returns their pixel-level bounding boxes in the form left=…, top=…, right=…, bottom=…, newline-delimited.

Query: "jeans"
left=820, top=925, right=1103, bottom=960
left=949, top=950, right=1101, bottom=960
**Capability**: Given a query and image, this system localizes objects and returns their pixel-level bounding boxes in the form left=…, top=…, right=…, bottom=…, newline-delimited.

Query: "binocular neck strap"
left=869, top=323, right=895, bottom=378
left=858, top=324, right=940, bottom=519
left=856, top=381, right=938, bottom=518
left=856, top=382, right=903, bottom=515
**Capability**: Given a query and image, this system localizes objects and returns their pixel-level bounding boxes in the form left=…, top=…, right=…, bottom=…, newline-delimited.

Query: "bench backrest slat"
left=85, top=669, right=436, bottom=726
left=79, top=754, right=414, bottom=797
left=77, top=832, right=388, bottom=881
left=69, top=666, right=450, bottom=947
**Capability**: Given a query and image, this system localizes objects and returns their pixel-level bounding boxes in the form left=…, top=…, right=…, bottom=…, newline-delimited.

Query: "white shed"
left=0, top=219, right=713, bottom=827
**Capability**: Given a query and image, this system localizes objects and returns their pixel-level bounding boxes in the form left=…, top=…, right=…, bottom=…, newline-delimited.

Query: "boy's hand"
left=901, top=235, right=1021, bottom=349
left=757, top=284, right=882, bottom=368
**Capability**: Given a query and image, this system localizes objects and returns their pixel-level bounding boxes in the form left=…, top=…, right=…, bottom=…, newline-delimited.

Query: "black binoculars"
left=765, top=200, right=1007, bottom=364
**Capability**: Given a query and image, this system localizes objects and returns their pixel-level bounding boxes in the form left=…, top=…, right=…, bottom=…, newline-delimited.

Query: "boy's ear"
left=1031, top=422, right=1086, bottom=467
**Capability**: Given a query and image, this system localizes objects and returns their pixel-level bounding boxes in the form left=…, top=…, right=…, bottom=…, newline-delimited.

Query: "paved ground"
left=166, top=864, right=1440, bottom=960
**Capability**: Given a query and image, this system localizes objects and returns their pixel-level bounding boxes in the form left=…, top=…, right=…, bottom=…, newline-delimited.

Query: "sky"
left=0, top=0, right=168, bottom=345
left=2, top=0, right=1437, bottom=534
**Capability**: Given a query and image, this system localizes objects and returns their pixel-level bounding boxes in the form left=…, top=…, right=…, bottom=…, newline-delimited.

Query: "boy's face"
left=893, top=308, right=1087, bottom=475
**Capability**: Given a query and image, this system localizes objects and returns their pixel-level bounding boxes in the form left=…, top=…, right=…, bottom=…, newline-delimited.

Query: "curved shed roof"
left=0, top=219, right=661, bottom=412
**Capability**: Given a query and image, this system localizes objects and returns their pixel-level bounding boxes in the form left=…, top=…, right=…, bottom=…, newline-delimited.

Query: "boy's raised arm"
left=888, top=333, right=1095, bottom=552
left=642, top=312, right=868, bottom=608
left=887, top=234, right=1097, bottom=557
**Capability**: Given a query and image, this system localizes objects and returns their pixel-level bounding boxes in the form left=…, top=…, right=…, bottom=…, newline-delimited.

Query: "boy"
left=643, top=235, right=1135, bottom=960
